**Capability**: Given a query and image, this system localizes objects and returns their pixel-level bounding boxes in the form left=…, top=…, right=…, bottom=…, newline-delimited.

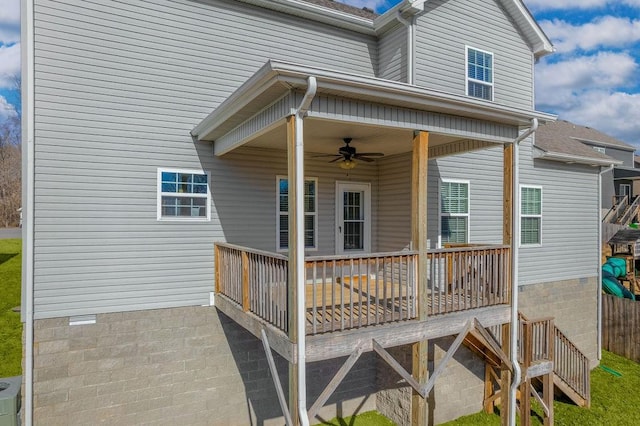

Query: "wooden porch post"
left=501, top=143, right=513, bottom=426
left=286, top=115, right=300, bottom=426
left=411, top=130, right=429, bottom=425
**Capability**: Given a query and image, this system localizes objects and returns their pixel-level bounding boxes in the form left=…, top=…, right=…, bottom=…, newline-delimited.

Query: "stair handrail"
left=617, top=195, right=640, bottom=226
left=553, top=327, right=591, bottom=406
left=518, top=312, right=590, bottom=406
left=603, top=195, right=629, bottom=224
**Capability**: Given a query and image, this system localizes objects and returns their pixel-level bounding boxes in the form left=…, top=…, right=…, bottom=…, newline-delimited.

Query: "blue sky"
left=1, top=0, right=639, bottom=146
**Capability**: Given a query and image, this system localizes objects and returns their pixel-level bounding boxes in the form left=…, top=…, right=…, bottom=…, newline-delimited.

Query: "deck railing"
left=304, top=252, right=418, bottom=334
left=518, top=316, right=554, bottom=366
left=214, top=243, right=511, bottom=335
left=426, top=246, right=511, bottom=316
left=215, top=243, right=289, bottom=332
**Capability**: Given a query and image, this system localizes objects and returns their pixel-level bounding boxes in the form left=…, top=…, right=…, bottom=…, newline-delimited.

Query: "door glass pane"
left=344, top=222, right=364, bottom=250
left=343, top=190, right=364, bottom=250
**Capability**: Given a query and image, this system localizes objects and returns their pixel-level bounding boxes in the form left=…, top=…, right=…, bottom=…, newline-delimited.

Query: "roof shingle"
left=535, top=120, right=634, bottom=163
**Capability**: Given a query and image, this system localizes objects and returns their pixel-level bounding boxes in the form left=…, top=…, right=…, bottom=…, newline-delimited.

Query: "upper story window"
left=592, top=146, right=606, bottom=154
left=440, top=180, right=470, bottom=244
left=521, top=186, right=542, bottom=245
left=466, top=47, right=494, bottom=101
left=277, top=176, right=317, bottom=251
left=157, top=168, right=210, bottom=221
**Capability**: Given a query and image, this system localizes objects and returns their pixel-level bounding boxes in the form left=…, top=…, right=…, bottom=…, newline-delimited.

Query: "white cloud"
left=541, top=17, right=640, bottom=53
left=0, top=42, right=20, bottom=89
left=526, top=0, right=640, bottom=11
left=557, top=91, right=640, bottom=147
left=535, top=52, right=640, bottom=146
left=536, top=52, right=637, bottom=103
left=0, top=95, right=16, bottom=120
left=0, top=0, right=20, bottom=45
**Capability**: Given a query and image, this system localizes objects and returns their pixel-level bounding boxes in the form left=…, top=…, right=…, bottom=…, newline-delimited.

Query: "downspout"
left=509, top=118, right=538, bottom=426
left=597, top=164, right=614, bottom=361
left=396, top=11, right=415, bottom=85
left=22, top=0, right=35, bottom=424
left=294, top=76, right=317, bottom=426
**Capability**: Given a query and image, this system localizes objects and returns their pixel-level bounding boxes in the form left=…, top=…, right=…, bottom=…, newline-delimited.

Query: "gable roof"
left=534, top=120, right=626, bottom=166
left=238, top=0, right=554, bottom=58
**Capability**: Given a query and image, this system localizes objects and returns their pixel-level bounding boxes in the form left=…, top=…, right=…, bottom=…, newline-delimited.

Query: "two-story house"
left=21, top=0, right=605, bottom=425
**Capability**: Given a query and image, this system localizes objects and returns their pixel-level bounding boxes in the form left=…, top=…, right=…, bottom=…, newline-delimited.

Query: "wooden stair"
left=552, top=326, right=591, bottom=407
left=468, top=314, right=591, bottom=413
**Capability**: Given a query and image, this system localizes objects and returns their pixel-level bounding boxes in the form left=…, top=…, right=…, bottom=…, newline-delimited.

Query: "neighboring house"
left=20, top=0, right=608, bottom=425
left=533, top=119, right=637, bottom=211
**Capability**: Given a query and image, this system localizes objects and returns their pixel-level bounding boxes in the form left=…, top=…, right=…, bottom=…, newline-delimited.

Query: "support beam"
left=286, top=115, right=300, bottom=425
left=411, top=130, right=429, bottom=425
left=501, top=144, right=514, bottom=426
left=261, top=329, right=293, bottom=426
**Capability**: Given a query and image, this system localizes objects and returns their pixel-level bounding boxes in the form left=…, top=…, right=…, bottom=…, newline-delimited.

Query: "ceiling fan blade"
left=353, top=155, right=375, bottom=162
left=355, top=152, right=384, bottom=157
left=312, top=153, right=342, bottom=158
left=329, top=157, right=344, bottom=163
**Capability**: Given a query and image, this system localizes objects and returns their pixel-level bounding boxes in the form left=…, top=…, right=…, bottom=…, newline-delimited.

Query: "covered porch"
left=193, top=60, right=545, bottom=425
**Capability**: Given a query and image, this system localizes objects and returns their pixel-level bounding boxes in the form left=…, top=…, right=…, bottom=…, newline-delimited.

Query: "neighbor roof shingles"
left=535, top=120, right=631, bottom=163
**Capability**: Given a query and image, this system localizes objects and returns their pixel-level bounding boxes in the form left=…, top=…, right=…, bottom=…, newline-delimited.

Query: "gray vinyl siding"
left=431, top=147, right=504, bottom=246
left=518, top=141, right=600, bottom=284
left=32, top=0, right=377, bottom=318
left=211, top=147, right=379, bottom=256
left=378, top=24, right=406, bottom=82
left=600, top=146, right=634, bottom=167
left=377, top=153, right=412, bottom=252
left=414, top=0, right=534, bottom=110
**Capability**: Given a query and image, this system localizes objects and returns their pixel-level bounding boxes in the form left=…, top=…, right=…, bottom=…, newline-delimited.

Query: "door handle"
left=338, top=226, right=342, bottom=233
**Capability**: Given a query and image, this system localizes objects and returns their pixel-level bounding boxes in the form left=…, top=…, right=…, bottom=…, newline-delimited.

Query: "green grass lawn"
left=316, top=351, right=640, bottom=426
left=0, top=238, right=22, bottom=377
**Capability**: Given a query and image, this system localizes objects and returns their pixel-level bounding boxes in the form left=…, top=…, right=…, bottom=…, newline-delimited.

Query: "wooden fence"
left=602, top=294, right=640, bottom=362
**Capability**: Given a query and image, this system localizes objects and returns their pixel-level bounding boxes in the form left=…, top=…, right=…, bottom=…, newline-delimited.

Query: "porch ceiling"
left=243, top=118, right=460, bottom=156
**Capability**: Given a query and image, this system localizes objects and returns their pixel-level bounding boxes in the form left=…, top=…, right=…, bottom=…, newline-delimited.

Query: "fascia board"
left=571, top=137, right=636, bottom=152
left=504, top=0, right=554, bottom=57
left=373, top=0, right=425, bottom=34
left=268, top=60, right=556, bottom=124
left=534, top=149, right=622, bottom=167
left=236, top=0, right=376, bottom=35
left=191, top=62, right=285, bottom=140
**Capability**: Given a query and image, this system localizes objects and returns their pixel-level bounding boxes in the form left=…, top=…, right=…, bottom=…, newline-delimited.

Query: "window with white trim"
left=521, top=186, right=542, bottom=245
left=277, top=176, right=317, bottom=251
left=440, top=180, right=469, bottom=243
left=466, top=47, right=494, bottom=101
left=592, top=146, right=606, bottom=154
left=157, top=169, right=210, bottom=220
left=620, top=183, right=631, bottom=198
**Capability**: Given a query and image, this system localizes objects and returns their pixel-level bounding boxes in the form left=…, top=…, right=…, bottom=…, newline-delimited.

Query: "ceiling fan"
left=316, top=138, right=384, bottom=169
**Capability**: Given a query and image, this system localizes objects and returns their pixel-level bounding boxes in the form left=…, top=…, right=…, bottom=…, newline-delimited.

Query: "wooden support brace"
left=375, top=319, right=475, bottom=400
left=373, top=340, right=426, bottom=398
left=530, top=381, right=549, bottom=417
left=307, top=343, right=364, bottom=421
left=261, top=329, right=293, bottom=426
left=422, top=319, right=474, bottom=396
left=470, top=319, right=513, bottom=371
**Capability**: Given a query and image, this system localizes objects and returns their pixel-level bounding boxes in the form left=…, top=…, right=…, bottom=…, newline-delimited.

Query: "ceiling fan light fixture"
left=339, top=158, right=357, bottom=170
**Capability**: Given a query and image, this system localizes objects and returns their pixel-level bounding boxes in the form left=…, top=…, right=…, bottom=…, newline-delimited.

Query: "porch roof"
left=191, top=60, right=555, bottom=157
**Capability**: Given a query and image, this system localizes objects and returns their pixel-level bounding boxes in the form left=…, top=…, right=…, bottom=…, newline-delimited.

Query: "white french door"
left=336, top=182, right=371, bottom=254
